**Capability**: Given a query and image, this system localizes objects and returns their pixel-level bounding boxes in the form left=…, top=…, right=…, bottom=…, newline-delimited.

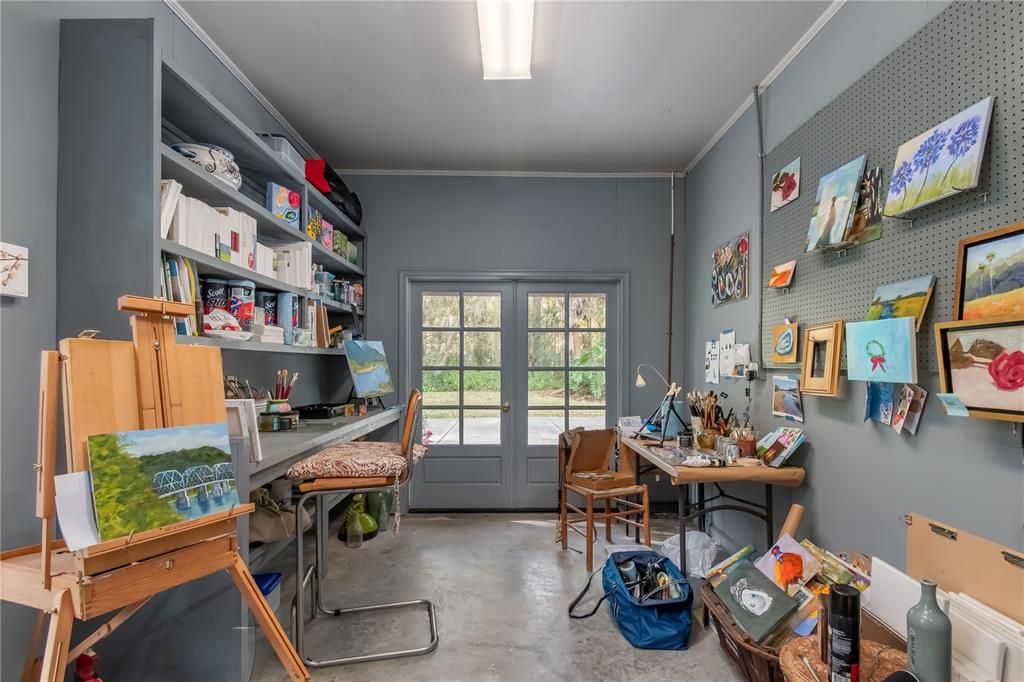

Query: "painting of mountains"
left=87, top=423, right=238, bottom=541
left=958, top=226, right=1024, bottom=320
left=344, top=339, right=395, bottom=397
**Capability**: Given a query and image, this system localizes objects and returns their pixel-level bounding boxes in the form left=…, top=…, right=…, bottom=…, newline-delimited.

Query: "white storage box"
left=257, top=133, right=304, bottom=178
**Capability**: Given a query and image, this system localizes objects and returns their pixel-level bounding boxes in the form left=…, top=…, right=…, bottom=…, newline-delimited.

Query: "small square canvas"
left=711, top=233, right=749, bottom=306
left=772, top=375, right=804, bottom=423
left=770, top=158, right=800, bottom=212
left=866, top=275, right=936, bottom=331
left=805, top=155, right=866, bottom=253
left=343, top=340, right=395, bottom=398
left=713, top=560, right=798, bottom=643
left=754, top=534, right=821, bottom=595
left=846, top=317, right=917, bottom=383
left=842, top=165, right=884, bottom=248
left=956, top=224, right=1024, bottom=320
left=884, top=97, right=994, bottom=217
left=87, top=423, right=238, bottom=542
left=768, top=260, right=796, bottom=289
left=771, top=322, right=798, bottom=364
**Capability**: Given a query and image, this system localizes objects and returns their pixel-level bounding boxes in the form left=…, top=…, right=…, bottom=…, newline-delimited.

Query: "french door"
left=409, top=279, right=619, bottom=510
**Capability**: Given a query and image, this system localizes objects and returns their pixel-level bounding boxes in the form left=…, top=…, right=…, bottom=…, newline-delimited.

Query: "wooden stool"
left=558, top=429, right=651, bottom=571
left=286, top=389, right=438, bottom=668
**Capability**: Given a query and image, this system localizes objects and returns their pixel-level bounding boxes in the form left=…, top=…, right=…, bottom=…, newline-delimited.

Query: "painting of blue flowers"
left=804, top=155, right=866, bottom=252
left=884, top=97, right=994, bottom=217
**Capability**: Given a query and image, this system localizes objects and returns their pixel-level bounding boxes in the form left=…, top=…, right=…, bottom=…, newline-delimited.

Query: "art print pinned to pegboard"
left=0, top=242, right=28, bottom=298
left=761, top=2, right=1024, bottom=371
left=712, top=232, right=749, bottom=306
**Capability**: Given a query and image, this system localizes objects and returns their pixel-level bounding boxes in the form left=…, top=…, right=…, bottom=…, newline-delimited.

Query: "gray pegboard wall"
left=761, top=1, right=1023, bottom=372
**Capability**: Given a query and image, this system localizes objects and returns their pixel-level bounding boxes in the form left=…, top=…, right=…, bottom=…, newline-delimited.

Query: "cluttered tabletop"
left=620, top=437, right=805, bottom=486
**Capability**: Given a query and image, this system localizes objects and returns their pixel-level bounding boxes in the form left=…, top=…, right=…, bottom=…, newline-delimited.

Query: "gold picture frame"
left=953, top=221, right=1024, bottom=321
left=800, top=322, right=844, bottom=397
left=934, top=315, right=1024, bottom=423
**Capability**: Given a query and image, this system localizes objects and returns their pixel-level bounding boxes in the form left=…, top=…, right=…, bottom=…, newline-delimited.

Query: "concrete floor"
left=250, top=513, right=744, bottom=682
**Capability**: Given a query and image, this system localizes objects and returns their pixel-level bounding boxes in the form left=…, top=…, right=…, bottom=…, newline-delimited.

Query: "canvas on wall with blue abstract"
left=86, top=423, right=238, bottom=541
left=804, top=155, right=867, bottom=252
left=884, top=97, right=994, bottom=217
left=344, top=340, right=395, bottom=398
left=846, top=317, right=918, bottom=383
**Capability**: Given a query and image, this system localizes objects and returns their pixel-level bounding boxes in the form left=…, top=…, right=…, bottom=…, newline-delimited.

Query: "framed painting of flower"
left=934, top=315, right=1024, bottom=423
left=884, top=96, right=994, bottom=217
left=954, top=222, right=1024, bottom=320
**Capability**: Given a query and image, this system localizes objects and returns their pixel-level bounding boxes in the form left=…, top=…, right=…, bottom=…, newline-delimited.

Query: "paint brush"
left=284, top=372, right=299, bottom=400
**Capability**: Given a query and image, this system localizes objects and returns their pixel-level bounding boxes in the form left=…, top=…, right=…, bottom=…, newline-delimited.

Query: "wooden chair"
left=286, top=389, right=438, bottom=668
left=559, top=429, right=651, bottom=571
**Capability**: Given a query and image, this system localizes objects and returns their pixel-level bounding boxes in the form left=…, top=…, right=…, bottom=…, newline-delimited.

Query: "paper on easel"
left=705, top=340, right=719, bottom=384
left=54, top=471, right=101, bottom=551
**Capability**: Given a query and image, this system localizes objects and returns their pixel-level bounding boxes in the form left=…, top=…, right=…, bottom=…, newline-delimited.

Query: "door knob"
left=501, top=402, right=511, bottom=413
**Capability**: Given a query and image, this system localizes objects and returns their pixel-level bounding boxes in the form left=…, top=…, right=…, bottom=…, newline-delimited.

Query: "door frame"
left=399, top=271, right=631, bottom=502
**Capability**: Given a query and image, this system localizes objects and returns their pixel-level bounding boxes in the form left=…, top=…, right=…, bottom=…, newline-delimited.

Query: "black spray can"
left=829, top=585, right=860, bottom=682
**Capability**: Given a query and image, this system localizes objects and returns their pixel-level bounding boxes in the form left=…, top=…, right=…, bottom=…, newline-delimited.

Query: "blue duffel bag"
left=568, top=549, right=693, bottom=650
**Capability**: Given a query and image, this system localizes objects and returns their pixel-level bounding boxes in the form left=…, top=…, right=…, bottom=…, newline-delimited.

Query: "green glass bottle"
left=907, top=579, right=951, bottom=682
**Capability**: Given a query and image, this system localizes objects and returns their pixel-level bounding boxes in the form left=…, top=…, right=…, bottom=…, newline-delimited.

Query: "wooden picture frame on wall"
left=954, top=222, right=1024, bottom=321
left=934, top=315, right=1024, bottom=423
left=801, top=322, right=844, bottom=397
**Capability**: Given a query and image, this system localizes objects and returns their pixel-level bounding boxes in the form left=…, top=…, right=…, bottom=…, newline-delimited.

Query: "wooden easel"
left=0, top=295, right=310, bottom=682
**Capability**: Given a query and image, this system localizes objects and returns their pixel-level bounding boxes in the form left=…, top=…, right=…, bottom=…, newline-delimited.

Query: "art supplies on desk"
left=756, top=427, right=805, bottom=467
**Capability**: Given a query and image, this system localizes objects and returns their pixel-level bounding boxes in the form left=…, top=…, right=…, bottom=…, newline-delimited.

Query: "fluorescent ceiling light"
left=477, top=0, right=534, bottom=80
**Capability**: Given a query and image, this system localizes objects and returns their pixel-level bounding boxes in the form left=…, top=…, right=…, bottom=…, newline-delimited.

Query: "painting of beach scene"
left=711, top=233, right=749, bottom=306
left=957, top=225, right=1024, bottom=320
left=884, top=97, right=994, bottom=217
left=768, top=260, right=796, bottom=289
left=772, top=375, right=804, bottom=422
left=771, top=158, right=800, bottom=212
left=344, top=339, right=395, bottom=398
left=805, top=155, right=866, bottom=252
left=842, top=166, right=883, bottom=248
left=846, top=317, right=917, bottom=383
left=866, top=275, right=935, bottom=331
left=945, top=323, right=1024, bottom=415
left=87, top=423, right=238, bottom=541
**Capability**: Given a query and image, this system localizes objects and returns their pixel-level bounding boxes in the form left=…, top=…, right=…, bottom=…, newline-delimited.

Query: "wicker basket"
left=701, top=583, right=784, bottom=682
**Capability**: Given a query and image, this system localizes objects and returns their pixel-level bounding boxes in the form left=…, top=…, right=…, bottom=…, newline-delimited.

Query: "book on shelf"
left=159, top=179, right=182, bottom=239
left=272, top=242, right=313, bottom=289
left=254, top=242, right=276, bottom=279
left=162, top=254, right=200, bottom=336
left=756, top=426, right=805, bottom=467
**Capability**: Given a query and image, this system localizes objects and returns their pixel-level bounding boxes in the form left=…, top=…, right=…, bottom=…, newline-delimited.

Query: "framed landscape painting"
left=954, top=223, right=1024, bottom=320
left=770, top=158, right=800, bottom=212
left=805, top=155, right=866, bottom=253
left=884, top=96, right=994, bottom=217
left=935, top=316, right=1024, bottom=422
left=865, top=275, right=935, bottom=331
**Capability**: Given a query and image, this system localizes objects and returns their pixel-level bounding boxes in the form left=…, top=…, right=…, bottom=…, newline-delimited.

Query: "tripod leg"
left=40, top=589, right=73, bottom=682
left=19, top=610, right=46, bottom=682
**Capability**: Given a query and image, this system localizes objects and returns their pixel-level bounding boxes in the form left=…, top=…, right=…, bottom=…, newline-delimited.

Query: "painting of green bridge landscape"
left=86, top=422, right=238, bottom=541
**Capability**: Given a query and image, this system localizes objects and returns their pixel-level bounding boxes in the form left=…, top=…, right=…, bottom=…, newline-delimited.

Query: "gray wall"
left=351, top=173, right=684, bottom=463
left=0, top=2, right=309, bottom=679
left=682, top=0, right=1024, bottom=564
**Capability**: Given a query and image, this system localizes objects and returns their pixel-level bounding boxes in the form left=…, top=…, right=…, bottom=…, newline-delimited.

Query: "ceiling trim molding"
left=163, top=0, right=319, bottom=158
left=682, top=0, right=846, bottom=174
left=335, top=169, right=674, bottom=178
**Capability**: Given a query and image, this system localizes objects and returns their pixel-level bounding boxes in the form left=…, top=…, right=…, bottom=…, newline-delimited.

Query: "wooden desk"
left=620, top=437, right=805, bottom=572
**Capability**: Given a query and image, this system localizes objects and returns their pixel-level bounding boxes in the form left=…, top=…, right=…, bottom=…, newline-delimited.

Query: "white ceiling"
left=181, top=1, right=830, bottom=173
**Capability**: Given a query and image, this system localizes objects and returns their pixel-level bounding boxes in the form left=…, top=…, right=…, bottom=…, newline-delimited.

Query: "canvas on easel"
left=0, top=295, right=310, bottom=682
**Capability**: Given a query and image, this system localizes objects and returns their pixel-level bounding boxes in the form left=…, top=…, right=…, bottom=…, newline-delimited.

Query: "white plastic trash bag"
left=658, top=531, right=719, bottom=578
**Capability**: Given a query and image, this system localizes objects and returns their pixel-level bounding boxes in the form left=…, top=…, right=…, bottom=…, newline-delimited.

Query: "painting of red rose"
left=770, top=158, right=800, bottom=212
left=945, top=323, right=1024, bottom=415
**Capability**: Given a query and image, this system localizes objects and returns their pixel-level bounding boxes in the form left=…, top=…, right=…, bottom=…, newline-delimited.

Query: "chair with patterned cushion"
left=286, top=388, right=438, bottom=668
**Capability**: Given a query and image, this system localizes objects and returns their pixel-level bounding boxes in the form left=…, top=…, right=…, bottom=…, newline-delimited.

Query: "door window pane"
left=569, top=331, right=605, bottom=367
left=528, top=332, right=565, bottom=367
left=464, top=409, right=501, bottom=444
left=569, top=409, right=606, bottom=431
left=528, top=294, right=565, bottom=328
left=463, top=370, right=500, bottom=406
left=528, top=409, right=565, bottom=444
left=569, top=294, right=607, bottom=328
left=464, top=331, right=500, bottom=366
left=423, top=409, right=459, bottom=445
left=422, top=331, right=460, bottom=366
left=528, top=371, right=565, bottom=407
left=464, top=293, right=500, bottom=328
left=422, top=370, right=459, bottom=405
left=569, top=371, right=606, bottom=406
left=422, top=294, right=459, bottom=327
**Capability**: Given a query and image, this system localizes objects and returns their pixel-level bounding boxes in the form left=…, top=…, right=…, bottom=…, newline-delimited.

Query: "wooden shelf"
left=176, top=334, right=346, bottom=356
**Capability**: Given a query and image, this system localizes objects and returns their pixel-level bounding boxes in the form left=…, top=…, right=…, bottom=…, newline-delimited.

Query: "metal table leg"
left=633, top=449, right=641, bottom=543
left=697, top=483, right=706, bottom=532
left=765, top=484, right=774, bottom=548
left=677, top=485, right=687, bottom=573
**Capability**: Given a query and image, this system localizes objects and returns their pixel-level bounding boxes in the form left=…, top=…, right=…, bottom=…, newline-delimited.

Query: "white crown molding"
left=163, top=0, right=318, bottom=159
left=682, top=0, right=847, bottom=174
left=335, top=168, right=674, bottom=178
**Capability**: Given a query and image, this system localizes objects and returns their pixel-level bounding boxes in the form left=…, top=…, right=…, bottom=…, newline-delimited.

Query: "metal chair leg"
left=291, top=490, right=439, bottom=668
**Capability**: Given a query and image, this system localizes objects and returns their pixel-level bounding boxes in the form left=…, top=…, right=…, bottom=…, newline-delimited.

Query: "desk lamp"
left=633, top=364, right=687, bottom=444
